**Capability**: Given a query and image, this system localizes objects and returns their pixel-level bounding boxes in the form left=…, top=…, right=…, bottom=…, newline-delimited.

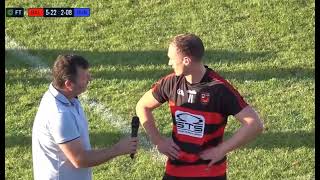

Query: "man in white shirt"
left=32, top=54, right=138, bottom=180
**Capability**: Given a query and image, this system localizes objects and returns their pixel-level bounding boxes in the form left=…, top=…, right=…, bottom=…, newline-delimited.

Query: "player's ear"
left=182, top=57, right=191, bottom=66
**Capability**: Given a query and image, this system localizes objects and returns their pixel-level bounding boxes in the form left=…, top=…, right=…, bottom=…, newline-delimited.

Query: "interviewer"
left=32, top=54, right=138, bottom=180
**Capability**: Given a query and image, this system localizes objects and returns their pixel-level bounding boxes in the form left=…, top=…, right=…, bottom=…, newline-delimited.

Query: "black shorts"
left=162, top=173, right=227, bottom=180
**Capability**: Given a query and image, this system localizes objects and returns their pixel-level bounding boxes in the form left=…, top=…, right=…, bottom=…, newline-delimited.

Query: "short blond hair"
left=170, top=33, right=205, bottom=60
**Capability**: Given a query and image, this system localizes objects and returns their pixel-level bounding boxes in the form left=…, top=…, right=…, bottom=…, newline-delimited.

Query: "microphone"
left=130, top=116, right=140, bottom=159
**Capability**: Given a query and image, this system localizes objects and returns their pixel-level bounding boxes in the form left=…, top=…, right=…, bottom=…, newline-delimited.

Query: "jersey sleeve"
left=151, top=74, right=174, bottom=104
left=48, top=111, right=80, bottom=144
left=220, top=84, right=248, bottom=116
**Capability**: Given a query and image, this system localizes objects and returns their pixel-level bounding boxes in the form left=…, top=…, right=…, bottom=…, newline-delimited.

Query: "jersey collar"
left=186, top=65, right=210, bottom=86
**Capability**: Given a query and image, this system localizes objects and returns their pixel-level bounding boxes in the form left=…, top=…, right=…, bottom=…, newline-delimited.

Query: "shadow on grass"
left=5, top=49, right=274, bottom=67
left=6, top=49, right=314, bottom=82
left=91, top=66, right=314, bottom=81
left=5, top=130, right=314, bottom=150
left=5, top=66, right=314, bottom=87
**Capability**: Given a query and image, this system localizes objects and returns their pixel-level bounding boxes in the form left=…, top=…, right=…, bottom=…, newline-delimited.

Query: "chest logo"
left=200, top=92, right=210, bottom=105
left=175, top=110, right=205, bottom=138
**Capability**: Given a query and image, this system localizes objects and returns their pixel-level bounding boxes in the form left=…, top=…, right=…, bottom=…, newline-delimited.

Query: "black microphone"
left=130, top=116, right=140, bottom=159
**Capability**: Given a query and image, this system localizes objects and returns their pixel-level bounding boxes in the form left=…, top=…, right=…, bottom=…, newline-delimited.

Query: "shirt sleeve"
left=220, top=85, right=248, bottom=116
left=151, top=74, right=174, bottom=103
left=48, top=111, right=80, bottom=144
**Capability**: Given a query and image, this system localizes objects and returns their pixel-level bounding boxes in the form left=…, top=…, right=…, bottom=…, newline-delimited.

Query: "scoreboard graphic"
left=6, top=8, right=90, bottom=17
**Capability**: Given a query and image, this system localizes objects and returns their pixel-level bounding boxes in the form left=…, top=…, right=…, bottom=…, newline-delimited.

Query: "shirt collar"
left=186, top=65, right=210, bottom=86
left=200, top=65, right=210, bottom=83
left=48, top=83, right=73, bottom=106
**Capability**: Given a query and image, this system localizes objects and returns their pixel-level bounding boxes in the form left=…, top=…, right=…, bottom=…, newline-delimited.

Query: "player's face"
left=167, top=44, right=186, bottom=76
left=71, top=67, right=91, bottom=95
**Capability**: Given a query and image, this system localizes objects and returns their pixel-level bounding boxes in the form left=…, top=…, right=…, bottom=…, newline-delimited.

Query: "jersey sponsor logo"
left=175, top=110, right=205, bottom=138
left=187, top=90, right=197, bottom=103
left=177, top=89, right=184, bottom=96
left=200, top=92, right=210, bottom=104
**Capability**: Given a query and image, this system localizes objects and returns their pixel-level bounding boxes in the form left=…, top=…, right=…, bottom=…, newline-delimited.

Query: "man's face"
left=167, top=44, right=186, bottom=76
left=71, top=67, right=91, bottom=96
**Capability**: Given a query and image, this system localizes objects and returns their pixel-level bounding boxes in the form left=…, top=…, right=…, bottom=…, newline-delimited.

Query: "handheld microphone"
left=130, top=116, right=140, bottom=159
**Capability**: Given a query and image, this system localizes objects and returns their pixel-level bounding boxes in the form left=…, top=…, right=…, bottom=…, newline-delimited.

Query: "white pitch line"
left=80, top=95, right=165, bottom=161
left=5, top=35, right=166, bottom=162
left=5, top=35, right=49, bottom=70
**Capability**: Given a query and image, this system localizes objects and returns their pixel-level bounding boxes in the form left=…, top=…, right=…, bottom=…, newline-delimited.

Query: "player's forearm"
left=136, top=105, right=162, bottom=145
left=220, top=120, right=263, bottom=154
left=142, top=118, right=163, bottom=145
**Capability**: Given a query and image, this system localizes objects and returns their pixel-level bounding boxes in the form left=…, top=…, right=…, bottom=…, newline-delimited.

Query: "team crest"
left=200, top=92, right=210, bottom=104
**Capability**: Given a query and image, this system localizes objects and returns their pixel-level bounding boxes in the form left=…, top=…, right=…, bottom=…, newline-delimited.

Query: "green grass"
left=5, top=0, right=314, bottom=179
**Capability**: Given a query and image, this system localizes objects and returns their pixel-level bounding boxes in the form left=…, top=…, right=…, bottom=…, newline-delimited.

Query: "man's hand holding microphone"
left=112, top=116, right=140, bottom=157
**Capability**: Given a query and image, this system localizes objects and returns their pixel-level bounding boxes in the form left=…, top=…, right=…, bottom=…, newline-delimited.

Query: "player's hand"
left=199, top=145, right=226, bottom=167
left=156, top=137, right=180, bottom=160
left=114, top=137, right=138, bottom=156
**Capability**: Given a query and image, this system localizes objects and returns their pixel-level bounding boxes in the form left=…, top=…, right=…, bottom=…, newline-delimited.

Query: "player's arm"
left=200, top=106, right=263, bottom=166
left=58, top=137, right=138, bottom=168
left=136, top=89, right=163, bottom=145
left=218, top=105, right=264, bottom=153
left=136, top=89, right=180, bottom=159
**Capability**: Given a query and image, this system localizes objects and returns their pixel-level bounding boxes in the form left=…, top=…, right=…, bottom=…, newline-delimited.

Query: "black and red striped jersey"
left=151, top=66, right=248, bottom=179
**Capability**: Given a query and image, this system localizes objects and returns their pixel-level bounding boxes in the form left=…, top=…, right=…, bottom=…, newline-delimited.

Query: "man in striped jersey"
left=136, top=34, right=264, bottom=180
